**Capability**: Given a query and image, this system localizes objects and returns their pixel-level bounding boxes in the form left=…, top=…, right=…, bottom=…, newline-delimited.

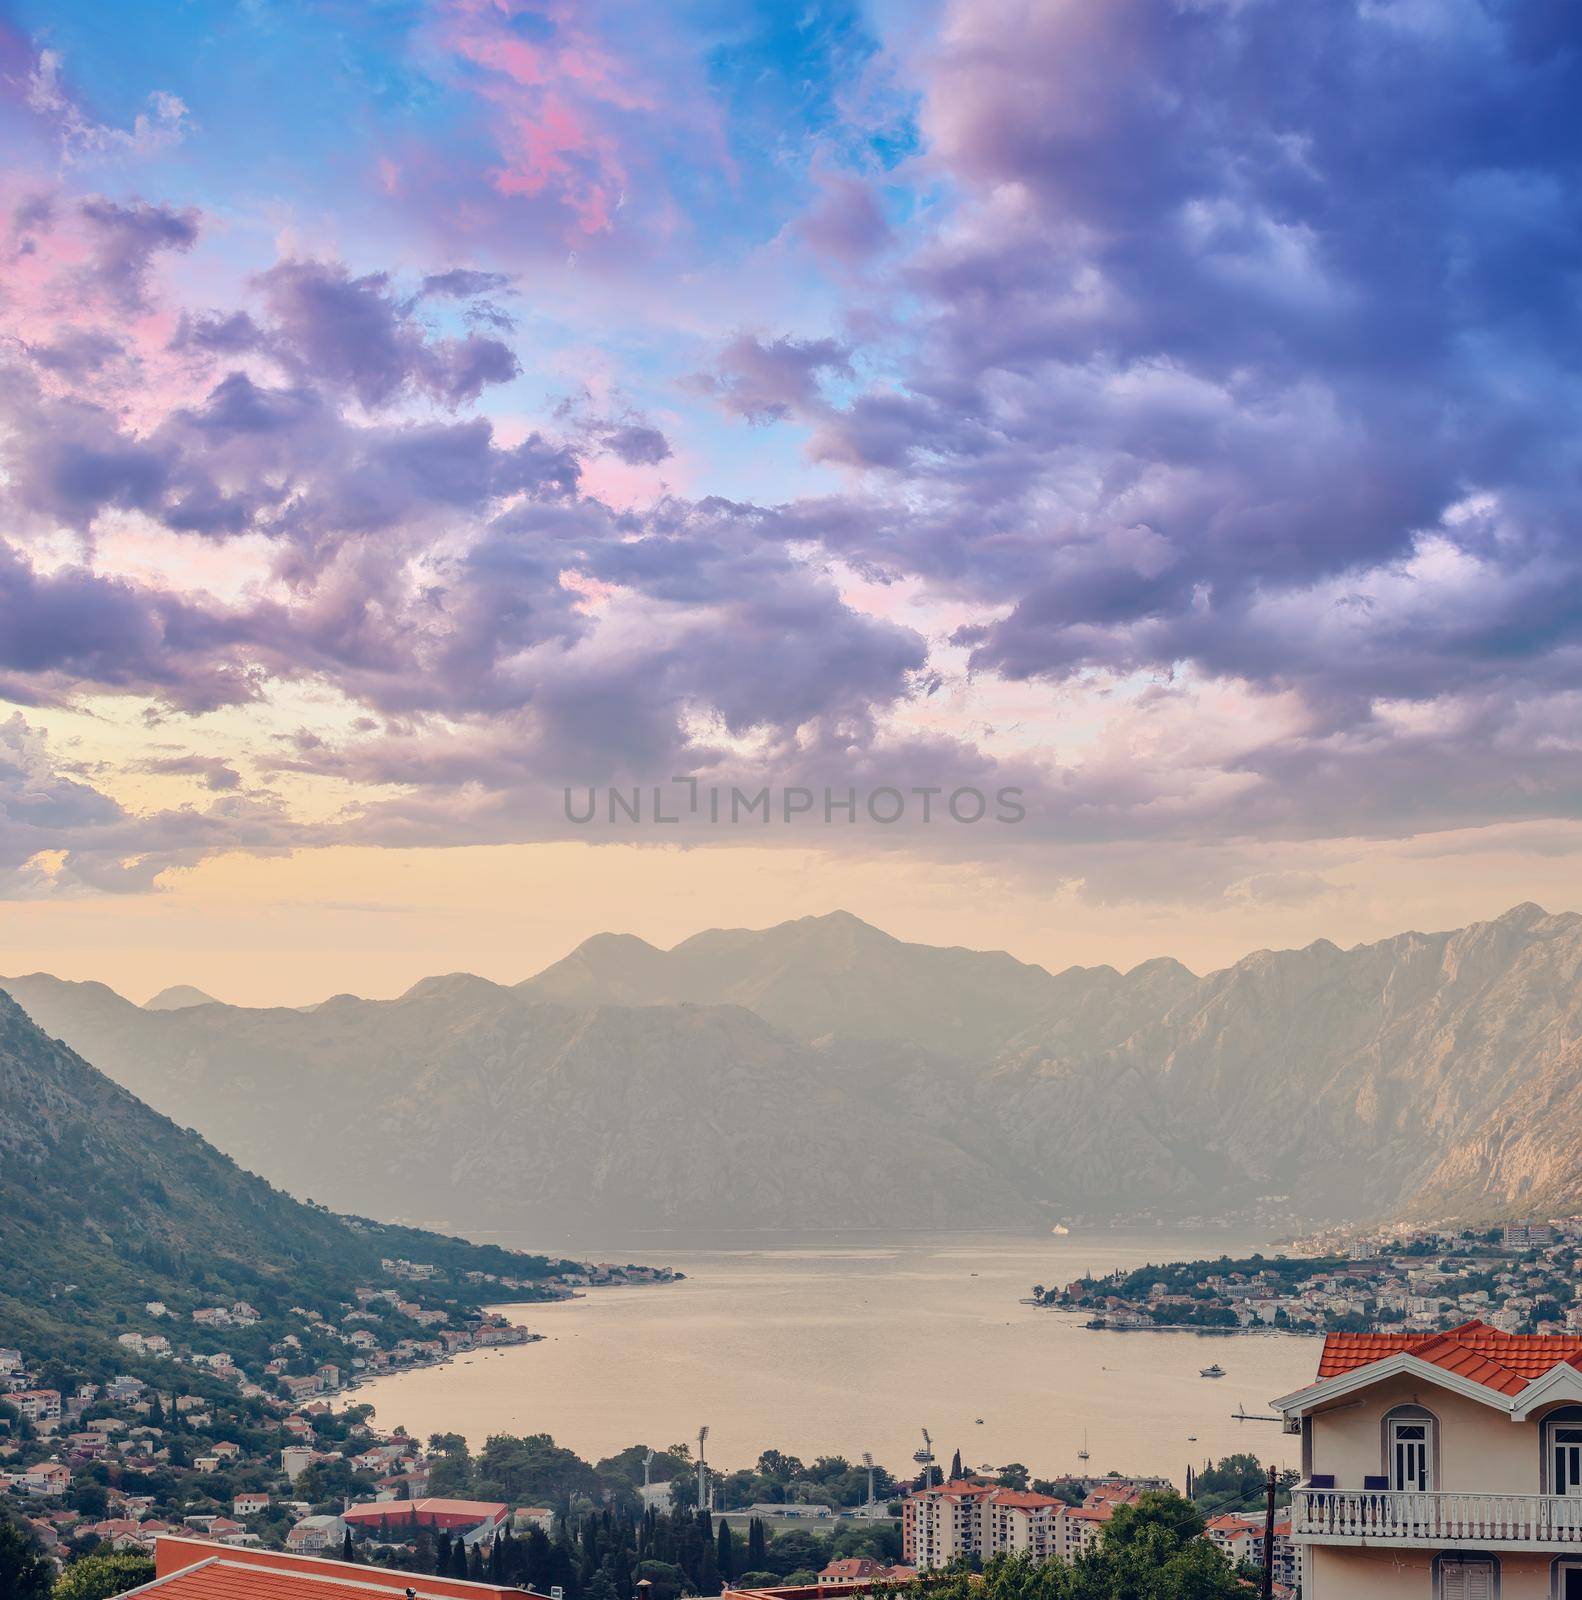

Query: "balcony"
left=1292, top=1486, right=1582, bottom=1551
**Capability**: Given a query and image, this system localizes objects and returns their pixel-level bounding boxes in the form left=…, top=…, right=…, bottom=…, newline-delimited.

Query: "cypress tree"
left=716, top=1519, right=735, bottom=1580
left=524, top=1527, right=553, bottom=1593
left=435, top=1531, right=452, bottom=1576
left=341, top=1530, right=356, bottom=1564
left=747, top=1518, right=766, bottom=1571
left=950, top=1450, right=962, bottom=1482
left=452, top=1540, right=470, bottom=1580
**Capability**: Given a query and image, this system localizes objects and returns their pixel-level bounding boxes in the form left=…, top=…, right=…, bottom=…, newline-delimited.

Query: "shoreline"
left=344, top=1231, right=1309, bottom=1477
left=1032, top=1307, right=1320, bottom=1338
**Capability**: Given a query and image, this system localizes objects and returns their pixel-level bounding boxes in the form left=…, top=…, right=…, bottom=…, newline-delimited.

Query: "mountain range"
left=0, top=987, right=572, bottom=1368
left=7, top=903, right=1582, bottom=1237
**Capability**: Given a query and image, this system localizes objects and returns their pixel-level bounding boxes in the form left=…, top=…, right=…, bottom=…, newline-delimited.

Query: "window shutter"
left=1442, top=1560, right=1495, bottom=1600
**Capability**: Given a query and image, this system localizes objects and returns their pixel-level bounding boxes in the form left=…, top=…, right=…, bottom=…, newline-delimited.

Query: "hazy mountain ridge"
left=0, top=988, right=572, bottom=1364
left=0, top=971, right=1045, bottom=1234
left=519, top=909, right=1195, bottom=1057
left=143, top=984, right=220, bottom=1011
left=10, top=903, right=1582, bottom=1233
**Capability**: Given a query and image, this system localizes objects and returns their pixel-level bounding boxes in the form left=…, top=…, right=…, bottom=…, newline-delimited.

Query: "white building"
left=903, top=1480, right=1068, bottom=1570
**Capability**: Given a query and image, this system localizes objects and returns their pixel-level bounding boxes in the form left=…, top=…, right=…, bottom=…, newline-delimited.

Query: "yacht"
left=1200, top=1363, right=1226, bottom=1378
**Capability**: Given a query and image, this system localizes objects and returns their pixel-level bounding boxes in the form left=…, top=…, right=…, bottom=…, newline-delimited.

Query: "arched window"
left=1550, top=1555, right=1582, bottom=1600
left=1382, top=1403, right=1438, bottom=1492
left=1543, top=1407, right=1582, bottom=1496
left=1436, top=1553, right=1497, bottom=1599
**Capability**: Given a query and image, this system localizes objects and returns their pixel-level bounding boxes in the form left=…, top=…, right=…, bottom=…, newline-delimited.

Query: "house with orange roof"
left=340, top=1498, right=509, bottom=1543
left=1202, top=1511, right=1262, bottom=1566
left=1273, top=1318, right=1582, bottom=1598
left=124, top=1535, right=552, bottom=1600
left=817, top=1558, right=880, bottom=1584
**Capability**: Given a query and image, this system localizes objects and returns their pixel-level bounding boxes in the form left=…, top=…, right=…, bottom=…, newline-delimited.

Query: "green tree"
left=475, top=1433, right=601, bottom=1507
left=764, top=1530, right=826, bottom=1579
left=1, top=1516, right=52, bottom=1600
left=67, top=1483, right=110, bottom=1519
left=1103, top=1490, right=1205, bottom=1551
left=755, top=1451, right=803, bottom=1483
left=427, top=1434, right=474, bottom=1498
left=54, top=1551, right=157, bottom=1600
left=716, top=1519, right=736, bottom=1580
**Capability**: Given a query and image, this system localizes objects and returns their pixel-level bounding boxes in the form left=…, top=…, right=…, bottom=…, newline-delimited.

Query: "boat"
left=1200, top=1363, right=1226, bottom=1378
left=1077, top=1431, right=1090, bottom=1463
left=975, top=1417, right=984, bottom=1425
left=1051, top=1224, right=1069, bottom=1235
left=1187, top=1435, right=1197, bottom=1442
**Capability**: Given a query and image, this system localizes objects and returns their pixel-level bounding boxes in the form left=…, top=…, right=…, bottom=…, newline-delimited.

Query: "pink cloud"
left=433, top=0, right=659, bottom=237
left=0, top=182, right=210, bottom=431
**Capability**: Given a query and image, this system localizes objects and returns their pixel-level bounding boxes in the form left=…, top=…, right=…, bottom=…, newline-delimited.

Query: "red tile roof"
left=986, top=1490, right=1064, bottom=1510
left=1204, top=1513, right=1260, bottom=1534
left=341, top=1500, right=506, bottom=1527
left=819, top=1559, right=877, bottom=1579
left=148, top=1537, right=534, bottom=1600
left=1316, top=1319, right=1582, bottom=1396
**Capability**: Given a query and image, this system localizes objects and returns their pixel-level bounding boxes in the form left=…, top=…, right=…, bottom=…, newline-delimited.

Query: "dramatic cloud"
left=0, top=714, right=291, bottom=895
left=692, top=335, right=854, bottom=425
left=1, top=0, right=1579, bottom=907
left=804, top=0, right=1582, bottom=718
left=257, top=261, right=519, bottom=408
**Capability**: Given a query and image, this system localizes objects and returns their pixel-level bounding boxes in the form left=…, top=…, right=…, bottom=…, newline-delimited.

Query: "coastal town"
left=18, top=1215, right=1582, bottom=1599
left=2, top=1293, right=1302, bottom=1597
left=1033, top=1217, right=1582, bottom=1336
left=0, top=1256, right=679, bottom=1564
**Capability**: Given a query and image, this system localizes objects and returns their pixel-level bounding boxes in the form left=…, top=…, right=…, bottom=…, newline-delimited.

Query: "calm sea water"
left=357, top=1232, right=1312, bottom=1486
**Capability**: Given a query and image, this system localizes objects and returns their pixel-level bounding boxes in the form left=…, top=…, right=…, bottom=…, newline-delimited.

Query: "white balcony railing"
left=1293, top=1486, right=1582, bottom=1548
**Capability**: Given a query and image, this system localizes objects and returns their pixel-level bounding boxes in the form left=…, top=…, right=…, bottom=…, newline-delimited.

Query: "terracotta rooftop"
left=986, top=1489, right=1064, bottom=1510
left=1317, top=1319, right=1582, bottom=1396
left=341, top=1500, right=507, bottom=1525
left=145, top=1537, right=536, bottom=1600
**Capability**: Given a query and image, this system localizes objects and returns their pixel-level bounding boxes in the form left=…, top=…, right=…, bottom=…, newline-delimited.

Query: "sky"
left=1, top=0, right=1581, bottom=1003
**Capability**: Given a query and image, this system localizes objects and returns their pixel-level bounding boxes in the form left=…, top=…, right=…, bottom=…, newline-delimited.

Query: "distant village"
left=1, top=1311, right=1299, bottom=1598
left=1034, top=1217, right=1582, bottom=1335
left=0, top=1258, right=678, bottom=1563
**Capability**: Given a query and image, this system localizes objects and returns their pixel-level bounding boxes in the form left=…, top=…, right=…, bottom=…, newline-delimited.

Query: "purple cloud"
left=2, top=0, right=1581, bottom=905
left=258, top=260, right=520, bottom=407
left=691, top=335, right=853, bottom=425
left=77, top=197, right=198, bottom=309
left=601, top=423, right=671, bottom=465
left=796, top=174, right=893, bottom=267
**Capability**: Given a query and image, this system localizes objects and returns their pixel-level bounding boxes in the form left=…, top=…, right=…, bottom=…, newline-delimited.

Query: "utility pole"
left=1260, top=1463, right=1277, bottom=1600
left=697, top=1426, right=710, bottom=1512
